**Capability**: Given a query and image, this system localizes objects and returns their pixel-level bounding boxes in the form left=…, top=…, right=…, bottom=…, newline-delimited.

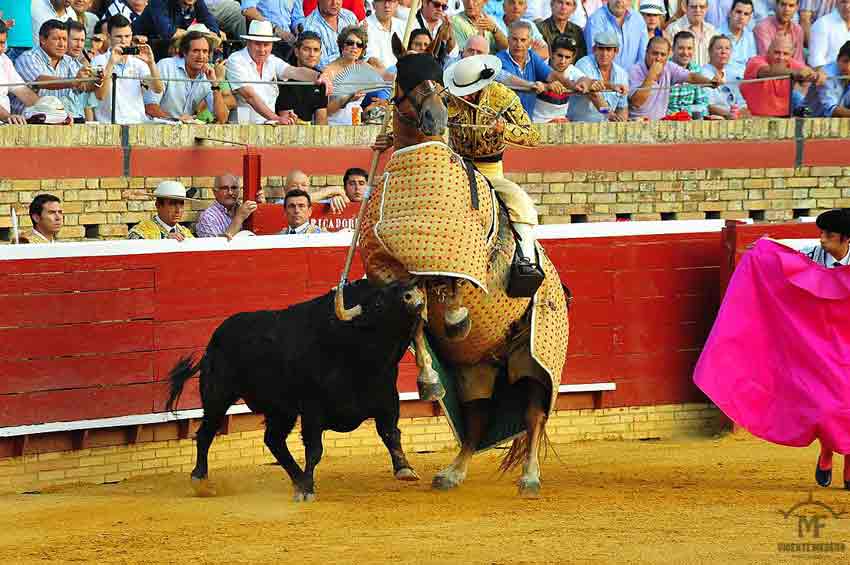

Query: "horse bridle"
left=392, top=80, right=447, bottom=129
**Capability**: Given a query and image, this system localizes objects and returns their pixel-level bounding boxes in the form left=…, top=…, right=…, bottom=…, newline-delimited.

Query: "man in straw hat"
left=128, top=180, right=198, bottom=240
left=226, top=20, right=329, bottom=124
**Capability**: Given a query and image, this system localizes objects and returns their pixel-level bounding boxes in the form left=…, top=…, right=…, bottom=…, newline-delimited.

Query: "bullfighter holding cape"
left=694, top=209, right=850, bottom=489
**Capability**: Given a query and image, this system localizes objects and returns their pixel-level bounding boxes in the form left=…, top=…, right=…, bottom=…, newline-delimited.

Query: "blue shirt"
left=718, top=21, right=758, bottom=69
left=1, top=0, right=32, bottom=47
left=131, top=0, right=220, bottom=38
left=12, top=46, right=88, bottom=116
left=303, top=8, right=359, bottom=70
left=495, top=49, right=553, bottom=116
left=805, top=61, right=850, bottom=117
left=241, top=0, right=305, bottom=35
left=583, top=7, right=649, bottom=70
left=568, top=55, right=628, bottom=122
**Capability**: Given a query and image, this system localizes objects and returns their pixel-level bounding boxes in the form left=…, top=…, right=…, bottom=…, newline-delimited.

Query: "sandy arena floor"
left=1, top=434, right=849, bottom=564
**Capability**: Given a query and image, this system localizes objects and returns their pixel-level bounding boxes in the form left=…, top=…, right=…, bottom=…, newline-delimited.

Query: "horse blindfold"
left=396, top=54, right=444, bottom=93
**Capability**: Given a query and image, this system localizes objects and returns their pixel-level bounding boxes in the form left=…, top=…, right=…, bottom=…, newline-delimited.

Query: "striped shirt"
left=302, top=9, right=359, bottom=70
left=194, top=201, right=234, bottom=237
left=104, top=0, right=143, bottom=22
left=12, top=47, right=83, bottom=116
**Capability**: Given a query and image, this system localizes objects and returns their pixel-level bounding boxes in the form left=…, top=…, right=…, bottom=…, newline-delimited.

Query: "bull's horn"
left=334, top=283, right=363, bottom=321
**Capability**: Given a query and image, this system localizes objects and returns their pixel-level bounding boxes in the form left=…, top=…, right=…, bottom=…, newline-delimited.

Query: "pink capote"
left=694, top=238, right=850, bottom=453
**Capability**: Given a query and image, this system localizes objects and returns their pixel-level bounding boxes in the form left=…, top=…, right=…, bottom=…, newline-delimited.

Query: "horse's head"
left=391, top=36, right=448, bottom=137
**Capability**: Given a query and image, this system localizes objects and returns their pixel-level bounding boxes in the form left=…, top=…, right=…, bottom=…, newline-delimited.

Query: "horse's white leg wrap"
left=514, top=222, right=538, bottom=262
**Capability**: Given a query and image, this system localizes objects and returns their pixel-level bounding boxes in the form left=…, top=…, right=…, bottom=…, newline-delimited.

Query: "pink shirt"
left=753, top=17, right=805, bottom=65
left=741, top=55, right=805, bottom=117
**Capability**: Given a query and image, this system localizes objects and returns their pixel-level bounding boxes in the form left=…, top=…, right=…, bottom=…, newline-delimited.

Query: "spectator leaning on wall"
left=0, top=20, right=39, bottom=123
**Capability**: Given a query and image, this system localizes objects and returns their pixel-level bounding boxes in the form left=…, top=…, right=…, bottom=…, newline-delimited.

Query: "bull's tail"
left=498, top=428, right=553, bottom=474
left=164, top=355, right=202, bottom=413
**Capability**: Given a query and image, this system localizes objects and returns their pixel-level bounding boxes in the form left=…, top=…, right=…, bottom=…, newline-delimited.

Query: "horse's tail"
left=164, top=355, right=202, bottom=413
left=498, top=427, right=553, bottom=475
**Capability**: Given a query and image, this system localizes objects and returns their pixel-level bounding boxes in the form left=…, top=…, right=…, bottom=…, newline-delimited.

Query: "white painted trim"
left=0, top=384, right=616, bottom=437
left=0, top=221, right=727, bottom=262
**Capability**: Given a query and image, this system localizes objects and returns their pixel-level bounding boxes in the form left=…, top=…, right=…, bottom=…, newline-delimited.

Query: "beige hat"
left=185, top=22, right=223, bottom=50
left=443, top=55, right=502, bottom=97
left=150, top=180, right=200, bottom=201
left=241, top=20, right=281, bottom=43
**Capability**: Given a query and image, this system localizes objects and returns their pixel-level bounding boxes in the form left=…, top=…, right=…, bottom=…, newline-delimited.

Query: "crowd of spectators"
left=1, top=0, right=849, bottom=126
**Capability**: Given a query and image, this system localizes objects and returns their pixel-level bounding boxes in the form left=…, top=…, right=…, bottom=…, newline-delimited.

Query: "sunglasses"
left=344, top=39, right=364, bottom=48
left=430, top=0, right=449, bottom=9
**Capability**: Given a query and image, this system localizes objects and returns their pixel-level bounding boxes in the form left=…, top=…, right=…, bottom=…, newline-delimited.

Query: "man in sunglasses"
left=195, top=173, right=266, bottom=238
left=416, top=0, right=458, bottom=58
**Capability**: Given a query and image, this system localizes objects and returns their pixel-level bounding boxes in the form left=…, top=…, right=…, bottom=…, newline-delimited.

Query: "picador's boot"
left=507, top=222, right=545, bottom=298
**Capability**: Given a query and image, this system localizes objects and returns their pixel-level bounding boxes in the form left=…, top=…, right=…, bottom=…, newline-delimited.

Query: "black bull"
left=165, top=280, right=426, bottom=501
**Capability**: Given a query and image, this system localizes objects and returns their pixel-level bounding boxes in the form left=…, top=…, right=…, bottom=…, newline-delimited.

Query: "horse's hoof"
left=445, top=307, right=472, bottom=341
left=432, top=471, right=463, bottom=491
left=395, top=467, right=420, bottom=481
left=190, top=477, right=216, bottom=497
left=518, top=478, right=541, bottom=498
left=417, top=379, right=445, bottom=402
left=293, top=490, right=316, bottom=503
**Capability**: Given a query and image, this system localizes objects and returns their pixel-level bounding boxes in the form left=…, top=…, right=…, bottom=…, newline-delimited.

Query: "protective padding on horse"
left=360, top=141, right=494, bottom=290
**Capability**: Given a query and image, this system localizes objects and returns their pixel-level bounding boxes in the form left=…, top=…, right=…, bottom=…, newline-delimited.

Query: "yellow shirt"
left=447, top=81, right=540, bottom=161
left=20, top=229, right=55, bottom=244
left=128, top=217, right=195, bottom=240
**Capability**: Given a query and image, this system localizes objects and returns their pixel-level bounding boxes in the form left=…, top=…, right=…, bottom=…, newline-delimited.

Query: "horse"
left=335, top=48, right=570, bottom=497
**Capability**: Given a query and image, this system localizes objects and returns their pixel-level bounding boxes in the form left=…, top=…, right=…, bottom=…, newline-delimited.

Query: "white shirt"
left=808, top=9, right=850, bottom=68
left=531, top=64, right=584, bottom=123
left=524, top=0, right=551, bottom=21
left=91, top=51, right=152, bottom=124
left=144, top=56, right=214, bottom=119
left=226, top=47, right=290, bottom=124
left=30, top=0, right=77, bottom=47
left=0, top=54, right=24, bottom=114
left=365, top=14, right=406, bottom=69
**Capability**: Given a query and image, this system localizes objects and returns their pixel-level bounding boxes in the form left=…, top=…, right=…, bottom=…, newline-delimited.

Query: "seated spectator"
left=754, top=0, right=804, bottom=65
left=13, top=20, right=95, bottom=121
left=91, top=15, right=164, bottom=124
left=366, top=0, right=406, bottom=69
left=132, top=0, right=222, bottom=43
left=497, top=0, right=549, bottom=59
left=664, top=0, right=719, bottom=67
left=267, top=169, right=311, bottom=203
left=702, top=34, right=750, bottom=118
left=629, top=35, right=721, bottom=120
left=276, top=31, right=329, bottom=124
left=496, top=20, right=592, bottom=117
left=21, top=193, right=63, bottom=244
left=241, top=0, right=303, bottom=43
left=281, top=189, right=323, bottom=234
left=408, top=28, right=434, bottom=53
left=304, top=0, right=367, bottom=21
left=443, top=33, right=490, bottom=69
left=532, top=34, right=578, bottom=122
left=227, top=20, right=325, bottom=124
left=666, top=31, right=709, bottom=117
left=0, top=22, right=40, bottom=124
left=343, top=167, right=369, bottom=202
left=128, top=180, right=197, bottom=240
left=31, top=0, right=77, bottom=47
left=809, top=0, right=850, bottom=69
left=741, top=35, right=826, bottom=116
left=537, top=0, right=587, bottom=61
left=203, top=0, right=246, bottom=39
left=273, top=169, right=350, bottom=211
left=804, top=40, right=850, bottom=117
left=144, top=30, right=230, bottom=123
left=584, top=0, right=649, bottom=70
left=800, top=0, right=837, bottom=46
left=303, top=0, right=359, bottom=69
left=718, top=0, right=756, bottom=68
left=70, top=0, right=99, bottom=39
left=569, top=31, right=630, bottom=122
left=451, top=0, right=509, bottom=55
left=413, top=0, right=457, bottom=59
left=195, top=174, right=266, bottom=238
left=639, top=1, right=665, bottom=39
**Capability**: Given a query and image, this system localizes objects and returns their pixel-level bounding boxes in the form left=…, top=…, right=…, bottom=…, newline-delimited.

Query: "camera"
left=122, top=46, right=141, bottom=56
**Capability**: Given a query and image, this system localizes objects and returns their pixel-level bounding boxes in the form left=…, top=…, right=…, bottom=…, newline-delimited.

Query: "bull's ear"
left=391, top=33, right=404, bottom=59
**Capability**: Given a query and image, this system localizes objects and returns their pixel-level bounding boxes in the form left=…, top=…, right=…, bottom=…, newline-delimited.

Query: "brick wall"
left=1, top=120, right=849, bottom=241
left=0, top=403, right=723, bottom=494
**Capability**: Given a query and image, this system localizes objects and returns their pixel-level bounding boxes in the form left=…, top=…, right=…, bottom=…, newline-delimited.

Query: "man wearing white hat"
left=443, top=54, right=544, bottom=280
left=226, top=20, right=328, bottom=124
left=639, top=1, right=666, bottom=39
left=128, top=180, right=198, bottom=240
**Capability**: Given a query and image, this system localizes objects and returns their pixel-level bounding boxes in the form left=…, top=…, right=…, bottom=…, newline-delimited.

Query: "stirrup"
left=507, top=247, right=544, bottom=298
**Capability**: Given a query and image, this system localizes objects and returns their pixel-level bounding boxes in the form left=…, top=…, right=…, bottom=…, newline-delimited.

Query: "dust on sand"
left=1, top=435, right=848, bottom=564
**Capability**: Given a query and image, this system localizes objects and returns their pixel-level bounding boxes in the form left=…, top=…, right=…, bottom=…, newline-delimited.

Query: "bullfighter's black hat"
left=816, top=209, right=850, bottom=237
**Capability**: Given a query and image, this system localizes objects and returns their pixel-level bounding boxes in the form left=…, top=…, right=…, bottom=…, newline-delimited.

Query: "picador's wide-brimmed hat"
left=149, top=180, right=201, bottom=201
left=241, top=20, right=281, bottom=43
left=443, top=55, right=502, bottom=97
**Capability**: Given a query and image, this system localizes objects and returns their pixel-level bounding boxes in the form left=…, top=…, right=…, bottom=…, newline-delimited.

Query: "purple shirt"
left=195, top=201, right=233, bottom=237
left=628, top=60, right=691, bottom=120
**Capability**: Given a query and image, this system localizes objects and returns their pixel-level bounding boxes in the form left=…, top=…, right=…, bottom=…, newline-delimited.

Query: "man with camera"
left=91, top=14, right=163, bottom=123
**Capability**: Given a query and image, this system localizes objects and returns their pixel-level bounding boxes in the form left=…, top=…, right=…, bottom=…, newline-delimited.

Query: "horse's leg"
left=413, top=317, right=445, bottom=401
left=262, top=412, right=308, bottom=500
left=375, top=401, right=419, bottom=481
left=517, top=379, right=548, bottom=497
left=432, top=399, right=489, bottom=490
left=444, top=280, right=471, bottom=341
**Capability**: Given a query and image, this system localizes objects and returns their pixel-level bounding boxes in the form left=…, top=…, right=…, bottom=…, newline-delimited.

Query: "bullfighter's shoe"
left=816, top=463, right=832, bottom=488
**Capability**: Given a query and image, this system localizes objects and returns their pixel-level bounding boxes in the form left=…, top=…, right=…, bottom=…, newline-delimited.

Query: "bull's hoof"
left=518, top=477, right=541, bottom=498
left=417, top=379, right=445, bottom=402
left=190, top=477, right=216, bottom=497
left=395, top=467, right=421, bottom=481
left=432, top=470, right=465, bottom=491
left=444, top=309, right=471, bottom=342
left=293, top=490, right=316, bottom=503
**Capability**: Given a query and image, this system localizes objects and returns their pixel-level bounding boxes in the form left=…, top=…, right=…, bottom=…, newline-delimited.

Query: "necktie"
left=833, top=262, right=841, bottom=268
